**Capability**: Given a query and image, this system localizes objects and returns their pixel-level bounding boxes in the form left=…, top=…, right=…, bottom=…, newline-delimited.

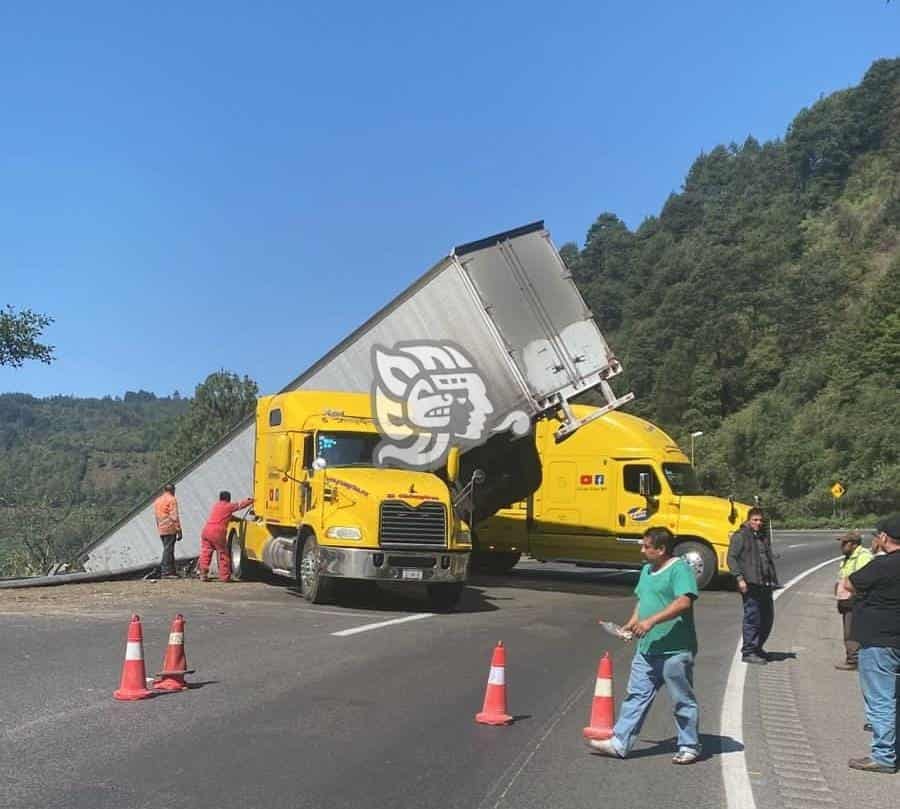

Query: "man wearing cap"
left=842, top=514, right=900, bottom=774
left=834, top=531, right=873, bottom=670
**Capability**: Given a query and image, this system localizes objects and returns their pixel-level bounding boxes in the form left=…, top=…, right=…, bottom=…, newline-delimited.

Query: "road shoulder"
left=742, top=564, right=897, bottom=807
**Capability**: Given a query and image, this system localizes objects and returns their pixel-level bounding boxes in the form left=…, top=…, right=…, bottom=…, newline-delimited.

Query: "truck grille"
left=379, top=500, right=447, bottom=548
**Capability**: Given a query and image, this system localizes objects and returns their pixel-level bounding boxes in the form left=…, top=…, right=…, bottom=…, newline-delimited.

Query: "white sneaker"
left=587, top=737, right=624, bottom=758
left=672, top=747, right=700, bottom=764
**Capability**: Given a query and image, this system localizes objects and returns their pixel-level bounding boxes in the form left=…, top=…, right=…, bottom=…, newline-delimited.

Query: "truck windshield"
left=662, top=463, right=704, bottom=495
left=316, top=432, right=381, bottom=467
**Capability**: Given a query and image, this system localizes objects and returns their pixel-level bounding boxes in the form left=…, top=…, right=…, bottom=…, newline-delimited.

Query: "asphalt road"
left=0, top=531, right=839, bottom=809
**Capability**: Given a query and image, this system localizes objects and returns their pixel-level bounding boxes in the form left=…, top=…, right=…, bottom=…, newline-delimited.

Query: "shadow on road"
left=763, top=651, right=797, bottom=662
left=279, top=580, right=501, bottom=614
left=469, top=567, right=640, bottom=597
left=185, top=679, right=219, bottom=690
left=628, top=733, right=744, bottom=760
left=247, top=561, right=657, bottom=611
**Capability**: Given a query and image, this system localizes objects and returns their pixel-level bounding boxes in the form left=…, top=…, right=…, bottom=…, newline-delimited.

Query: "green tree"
left=0, top=392, right=188, bottom=575
left=0, top=305, right=55, bottom=367
left=567, top=57, right=900, bottom=520
left=652, top=337, right=695, bottom=427
left=161, top=370, right=258, bottom=478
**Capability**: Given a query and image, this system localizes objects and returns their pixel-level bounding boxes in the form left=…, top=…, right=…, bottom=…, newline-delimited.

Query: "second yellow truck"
left=476, top=406, right=752, bottom=588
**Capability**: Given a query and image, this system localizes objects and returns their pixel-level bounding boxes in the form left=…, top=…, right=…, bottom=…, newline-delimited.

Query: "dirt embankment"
left=0, top=578, right=279, bottom=616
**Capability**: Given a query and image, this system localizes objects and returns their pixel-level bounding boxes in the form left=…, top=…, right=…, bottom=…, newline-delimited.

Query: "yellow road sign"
left=831, top=482, right=845, bottom=499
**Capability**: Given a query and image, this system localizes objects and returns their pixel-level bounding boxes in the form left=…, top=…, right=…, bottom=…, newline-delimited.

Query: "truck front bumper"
left=318, top=546, right=469, bottom=583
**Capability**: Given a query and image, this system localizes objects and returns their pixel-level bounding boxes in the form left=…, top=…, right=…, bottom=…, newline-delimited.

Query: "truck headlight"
left=455, top=527, right=472, bottom=545
left=326, top=526, right=362, bottom=540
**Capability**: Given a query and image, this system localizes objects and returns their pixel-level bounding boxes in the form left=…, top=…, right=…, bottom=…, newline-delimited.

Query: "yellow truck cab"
left=477, top=406, right=751, bottom=588
left=229, top=390, right=471, bottom=609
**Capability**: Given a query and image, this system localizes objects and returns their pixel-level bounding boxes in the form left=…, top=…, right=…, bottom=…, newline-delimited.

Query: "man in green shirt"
left=589, top=527, right=701, bottom=764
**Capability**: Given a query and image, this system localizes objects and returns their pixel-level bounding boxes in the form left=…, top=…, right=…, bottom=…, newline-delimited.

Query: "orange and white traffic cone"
left=583, top=652, right=615, bottom=743
left=113, top=614, right=154, bottom=701
left=475, top=641, right=513, bottom=725
left=153, top=613, right=195, bottom=692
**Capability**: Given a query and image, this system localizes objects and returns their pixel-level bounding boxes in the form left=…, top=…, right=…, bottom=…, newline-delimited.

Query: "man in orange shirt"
left=153, top=483, right=182, bottom=578
left=199, top=491, right=253, bottom=582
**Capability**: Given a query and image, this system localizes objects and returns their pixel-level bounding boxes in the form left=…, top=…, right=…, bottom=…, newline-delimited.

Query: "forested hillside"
left=567, top=58, right=900, bottom=522
left=0, top=392, right=188, bottom=574
left=0, top=371, right=257, bottom=576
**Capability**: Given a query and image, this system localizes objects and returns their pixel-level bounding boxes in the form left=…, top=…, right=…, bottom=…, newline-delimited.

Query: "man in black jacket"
left=727, top=507, right=779, bottom=664
left=843, top=514, right=900, bottom=774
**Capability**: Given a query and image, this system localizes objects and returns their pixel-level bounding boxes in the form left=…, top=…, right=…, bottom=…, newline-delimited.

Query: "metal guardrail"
left=0, top=560, right=195, bottom=590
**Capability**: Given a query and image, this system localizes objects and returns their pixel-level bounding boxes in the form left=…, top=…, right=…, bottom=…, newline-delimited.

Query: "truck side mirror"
left=446, top=446, right=461, bottom=484
left=310, top=457, right=327, bottom=477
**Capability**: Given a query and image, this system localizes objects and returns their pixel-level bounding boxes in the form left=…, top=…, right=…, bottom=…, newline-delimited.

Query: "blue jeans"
left=858, top=646, right=900, bottom=767
left=741, top=585, right=774, bottom=657
left=610, top=651, right=700, bottom=756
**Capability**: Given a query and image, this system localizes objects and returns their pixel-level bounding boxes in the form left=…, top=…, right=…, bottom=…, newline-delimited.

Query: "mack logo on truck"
left=372, top=341, right=530, bottom=470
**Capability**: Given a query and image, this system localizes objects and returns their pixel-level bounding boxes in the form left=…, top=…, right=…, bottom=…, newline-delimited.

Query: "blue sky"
left=1, top=1, right=897, bottom=399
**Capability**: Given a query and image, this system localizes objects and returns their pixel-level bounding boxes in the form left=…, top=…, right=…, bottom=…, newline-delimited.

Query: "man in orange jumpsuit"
left=154, top=483, right=182, bottom=578
left=199, top=490, right=253, bottom=582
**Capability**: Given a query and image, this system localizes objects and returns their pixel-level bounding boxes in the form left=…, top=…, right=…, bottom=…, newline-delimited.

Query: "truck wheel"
left=229, top=528, right=256, bottom=582
left=470, top=530, right=521, bottom=575
left=476, top=551, right=522, bottom=575
left=674, top=541, right=717, bottom=590
left=427, top=582, right=464, bottom=612
left=297, top=534, right=333, bottom=604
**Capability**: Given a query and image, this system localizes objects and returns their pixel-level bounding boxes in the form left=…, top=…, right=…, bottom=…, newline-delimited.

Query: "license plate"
left=401, top=569, right=423, bottom=581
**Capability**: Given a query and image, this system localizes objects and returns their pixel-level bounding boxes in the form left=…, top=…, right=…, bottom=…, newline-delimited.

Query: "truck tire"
left=674, top=540, right=717, bottom=590
left=474, top=551, right=522, bottom=575
left=297, top=534, right=334, bottom=604
left=228, top=527, right=257, bottom=582
left=469, top=532, right=522, bottom=575
left=427, top=582, right=464, bottom=612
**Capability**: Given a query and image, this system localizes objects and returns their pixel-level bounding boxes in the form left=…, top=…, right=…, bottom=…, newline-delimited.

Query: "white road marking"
left=331, top=612, right=434, bottom=637
left=5, top=700, right=111, bottom=740
left=785, top=544, right=808, bottom=549
left=720, top=556, right=841, bottom=809
left=306, top=609, right=380, bottom=619
left=477, top=682, right=587, bottom=809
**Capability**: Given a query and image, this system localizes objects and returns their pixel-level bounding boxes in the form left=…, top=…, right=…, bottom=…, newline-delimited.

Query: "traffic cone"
left=113, top=614, right=154, bottom=701
left=475, top=641, right=513, bottom=725
left=583, top=652, right=615, bottom=743
left=153, top=613, right=195, bottom=692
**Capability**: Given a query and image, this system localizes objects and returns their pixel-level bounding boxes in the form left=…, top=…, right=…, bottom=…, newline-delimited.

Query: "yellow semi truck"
left=228, top=390, right=472, bottom=609
left=476, top=406, right=752, bottom=589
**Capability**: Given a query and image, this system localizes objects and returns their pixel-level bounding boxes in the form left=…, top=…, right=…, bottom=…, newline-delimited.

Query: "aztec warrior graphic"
left=372, top=342, right=530, bottom=469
